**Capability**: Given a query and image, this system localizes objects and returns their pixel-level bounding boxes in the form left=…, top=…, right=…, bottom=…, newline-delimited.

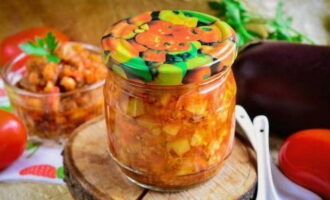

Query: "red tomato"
left=279, top=129, right=330, bottom=199
left=0, top=109, right=27, bottom=170
left=0, top=27, right=69, bottom=65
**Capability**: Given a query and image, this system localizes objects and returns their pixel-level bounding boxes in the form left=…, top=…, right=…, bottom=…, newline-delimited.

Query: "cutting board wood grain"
left=63, top=118, right=257, bottom=200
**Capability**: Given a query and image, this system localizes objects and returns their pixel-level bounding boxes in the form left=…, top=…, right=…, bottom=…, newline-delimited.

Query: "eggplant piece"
left=233, top=41, right=330, bottom=136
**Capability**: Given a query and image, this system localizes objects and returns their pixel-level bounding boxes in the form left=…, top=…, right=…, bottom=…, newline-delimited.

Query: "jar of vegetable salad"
left=102, top=10, right=237, bottom=191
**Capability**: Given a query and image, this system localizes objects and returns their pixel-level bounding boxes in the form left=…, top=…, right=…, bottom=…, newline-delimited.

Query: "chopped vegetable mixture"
left=10, top=42, right=107, bottom=139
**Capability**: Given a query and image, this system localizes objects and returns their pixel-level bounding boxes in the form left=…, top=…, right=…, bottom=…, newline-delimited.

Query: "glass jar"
left=1, top=43, right=106, bottom=142
left=102, top=10, right=237, bottom=191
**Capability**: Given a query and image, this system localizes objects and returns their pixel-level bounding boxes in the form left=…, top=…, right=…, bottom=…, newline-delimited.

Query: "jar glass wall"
left=104, top=66, right=236, bottom=190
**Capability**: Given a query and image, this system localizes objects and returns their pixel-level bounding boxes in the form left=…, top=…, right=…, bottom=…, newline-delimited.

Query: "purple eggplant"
left=233, top=41, right=330, bottom=135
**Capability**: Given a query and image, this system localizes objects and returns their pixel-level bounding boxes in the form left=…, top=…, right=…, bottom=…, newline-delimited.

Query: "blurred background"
left=1, top=0, right=329, bottom=46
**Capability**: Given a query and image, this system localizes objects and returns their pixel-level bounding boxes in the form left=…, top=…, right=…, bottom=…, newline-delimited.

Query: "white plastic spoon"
left=235, top=105, right=322, bottom=200
left=235, top=105, right=257, bottom=149
left=253, top=116, right=280, bottom=200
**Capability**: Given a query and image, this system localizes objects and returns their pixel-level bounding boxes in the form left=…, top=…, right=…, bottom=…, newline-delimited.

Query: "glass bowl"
left=1, top=43, right=105, bottom=143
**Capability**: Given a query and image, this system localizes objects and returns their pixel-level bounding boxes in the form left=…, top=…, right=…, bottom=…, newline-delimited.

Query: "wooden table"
left=0, top=0, right=329, bottom=199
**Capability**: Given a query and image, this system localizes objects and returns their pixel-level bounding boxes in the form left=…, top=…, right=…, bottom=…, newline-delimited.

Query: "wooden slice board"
left=63, top=117, right=257, bottom=200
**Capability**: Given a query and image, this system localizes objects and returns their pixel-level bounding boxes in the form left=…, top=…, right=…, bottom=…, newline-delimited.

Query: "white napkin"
left=271, top=163, right=322, bottom=200
left=0, top=141, right=64, bottom=184
left=0, top=79, right=11, bottom=111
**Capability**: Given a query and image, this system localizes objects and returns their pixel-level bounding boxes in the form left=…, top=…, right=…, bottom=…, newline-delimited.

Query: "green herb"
left=209, top=0, right=260, bottom=46
left=267, top=1, right=314, bottom=44
left=209, top=0, right=314, bottom=46
left=26, top=141, right=36, bottom=150
left=25, top=140, right=41, bottom=158
left=19, top=32, right=60, bottom=63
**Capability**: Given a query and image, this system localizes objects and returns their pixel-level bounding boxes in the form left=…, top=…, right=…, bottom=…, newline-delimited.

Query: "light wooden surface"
left=0, top=182, right=72, bottom=200
left=63, top=118, right=257, bottom=200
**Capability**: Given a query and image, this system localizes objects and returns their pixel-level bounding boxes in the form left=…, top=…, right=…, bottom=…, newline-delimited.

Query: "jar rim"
left=108, top=59, right=231, bottom=91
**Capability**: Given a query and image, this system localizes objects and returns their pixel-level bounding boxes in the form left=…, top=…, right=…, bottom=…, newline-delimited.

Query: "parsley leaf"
left=209, top=0, right=261, bottom=46
left=19, top=32, right=60, bottom=63
left=209, top=0, right=314, bottom=46
left=47, top=54, right=60, bottom=63
left=45, top=32, right=58, bottom=54
left=36, top=37, right=44, bottom=47
left=19, top=41, right=48, bottom=56
left=267, top=1, right=314, bottom=44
